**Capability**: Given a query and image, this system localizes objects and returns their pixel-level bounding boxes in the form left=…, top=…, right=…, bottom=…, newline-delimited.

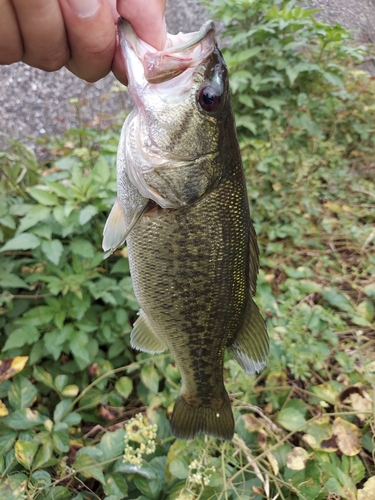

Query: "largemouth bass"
left=103, top=19, right=268, bottom=440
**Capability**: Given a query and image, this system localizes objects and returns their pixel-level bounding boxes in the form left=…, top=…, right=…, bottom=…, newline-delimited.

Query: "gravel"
left=0, top=0, right=374, bottom=154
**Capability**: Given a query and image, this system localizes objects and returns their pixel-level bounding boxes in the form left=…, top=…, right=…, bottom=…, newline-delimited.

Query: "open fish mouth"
left=118, top=19, right=216, bottom=85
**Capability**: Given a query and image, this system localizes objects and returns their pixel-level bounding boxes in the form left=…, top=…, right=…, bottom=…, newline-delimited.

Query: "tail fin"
left=170, top=392, right=234, bottom=440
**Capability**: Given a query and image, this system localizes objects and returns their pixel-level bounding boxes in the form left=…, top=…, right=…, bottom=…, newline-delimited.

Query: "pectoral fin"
left=102, top=198, right=152, bottom=259
left=229, top=299, right=268, bottom=375
left=131, top=309, right=168, bottom=353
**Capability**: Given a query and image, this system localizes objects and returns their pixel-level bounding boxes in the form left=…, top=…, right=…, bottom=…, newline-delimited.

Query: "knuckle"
left=24, top=48, right=70, bottom=72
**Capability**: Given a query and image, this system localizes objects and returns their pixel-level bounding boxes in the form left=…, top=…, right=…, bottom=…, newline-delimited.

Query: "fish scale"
left=103, top=19, right=269, bottom=440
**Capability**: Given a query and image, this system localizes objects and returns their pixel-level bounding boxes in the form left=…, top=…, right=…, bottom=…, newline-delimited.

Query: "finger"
left=117, top=0, right=167, bottom=50
left=0, top=0, right=23, bottom=64
left=12, top=0, right=69, bottom=71
left=58, top=0, right=116, bottom=82
left=112, top=42, right=128, bottom=86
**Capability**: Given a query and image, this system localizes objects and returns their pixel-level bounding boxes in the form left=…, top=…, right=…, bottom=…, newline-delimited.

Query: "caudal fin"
left=170, top=393, right=234, bottom=440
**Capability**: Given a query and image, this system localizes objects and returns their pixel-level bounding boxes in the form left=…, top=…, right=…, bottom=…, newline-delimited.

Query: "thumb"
left=116, top=0, right=167, bottom=50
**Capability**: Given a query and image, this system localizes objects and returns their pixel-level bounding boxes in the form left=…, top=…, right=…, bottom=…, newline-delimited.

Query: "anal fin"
left=131, top=309, right=168, bottom=354
left=102, top=198, right=153, bottom=259
left=229, top=299, right=268, bottom=375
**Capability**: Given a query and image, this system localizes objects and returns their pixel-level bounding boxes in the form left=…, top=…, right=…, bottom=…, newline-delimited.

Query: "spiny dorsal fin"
left=229, top=299, right=268, bottom=375
left=131, top=309, right=168, bottom=354
left=102, top=199, right=152, bottom=259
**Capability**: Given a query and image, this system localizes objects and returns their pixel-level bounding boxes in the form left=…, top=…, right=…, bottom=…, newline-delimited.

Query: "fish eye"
left=197, top=83, right=222, bottom=113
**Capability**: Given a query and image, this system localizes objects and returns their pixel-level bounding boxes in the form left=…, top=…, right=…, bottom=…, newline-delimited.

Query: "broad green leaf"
left=0, top=273, right=29, bottom=289
left=134, top=474, right=161, bottom=499
left=3, top=326, right=40, bottom=351
left=115, top=377, right=133, bottom=399
left=53, top=399, right=73, bottom=423
left=0, top=431, right=17, bottom=454
left=28, top=187, right=59, bottom=206
left=15, top=439, right=39, bottom=469
left=8, top=375, right=38, bottom=410
left=276, top=408, right=307, bottom=431
left=104, top=472, right=128, bottom=500
left=41, top=239, right=64, bottom=265
left=322, top=288, right=355, bottom=314
left=73, top=446, right=105, bottom=484
left=2, top=408, right=46, bottom=430
left=0, top=474, right=27, bottom=499
left=169, top=457, right=189, bottom=479
left=52, top=423, right=70, bottom=453
left=363, top=283, right=375, bottom=298
left=70, top=239, right=95, bottom=258
left=17, top=205, right=51, bottom=234
left=355, top=299, right=375, bottom=322
left=31, top=470, right=52, bottom=489
left=98, top=429, right=125, bottom=462
left=140, top=364, right=160, bottom=394
left=33, top=439, right=53, bottom=469
left=79, top=205, right=98, bottom=225
left=33, top=366, right=55, bottom=389
left=0, top=233, right=41, bottom=252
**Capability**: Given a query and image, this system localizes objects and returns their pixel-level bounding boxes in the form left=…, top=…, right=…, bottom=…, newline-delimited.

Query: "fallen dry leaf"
left=357, top=476, right=375, bottom=500
left=332, top=417, right=361, bottom=456
left=286, top=447, right=309, bottom=470
left=0, top=356, right=28, bottom=382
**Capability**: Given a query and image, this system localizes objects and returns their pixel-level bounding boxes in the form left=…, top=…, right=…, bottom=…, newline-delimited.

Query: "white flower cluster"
left=123, top=413, right=158, bottom=466
left=188, top=459, right=216, bottom=487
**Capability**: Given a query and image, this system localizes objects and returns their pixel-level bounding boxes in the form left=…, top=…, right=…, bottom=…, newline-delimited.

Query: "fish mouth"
left=118, top=19, right=216, bottom=85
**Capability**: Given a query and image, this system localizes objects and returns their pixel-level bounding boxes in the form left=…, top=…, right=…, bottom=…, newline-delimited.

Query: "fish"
left=102, top=19, right=269, bottom=440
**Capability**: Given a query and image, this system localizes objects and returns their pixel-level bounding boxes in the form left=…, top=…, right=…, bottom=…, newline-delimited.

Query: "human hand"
left=0, top=0, right=167, bottom=83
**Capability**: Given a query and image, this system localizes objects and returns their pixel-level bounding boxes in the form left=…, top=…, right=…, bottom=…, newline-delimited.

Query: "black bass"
left=103, top=19, right=268, bottom=440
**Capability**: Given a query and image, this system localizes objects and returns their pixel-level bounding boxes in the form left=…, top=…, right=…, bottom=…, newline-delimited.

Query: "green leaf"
left=70, top=239, right=95, bottom=258
left=17, top=205, right=51, bottom=234
left=115, top=377, right=133, bottom=399
left=98, top=429, right=125, bottom=462
left=0, top=273, right=29, bottom=289
left=0, top=474, right=27, bottom=499
left=33, top=439, right=53, bottom=469
left=104, top=472, right=128, bottom=500
left=169, top=457, right=189, bottom=479
left=33, top=366, right=55, bottom=389
left=53, top=399, right=73, bottom=423
left=79, top=205, right=98, bottom=225
left=8, top=375, right=38, bottom=410
left=140, top=364, right=160, bottom=394
left=2, top=408, right=46, bottom=430
left=276, top=408, right=307, bottom=431
left=0, top=233, right=41, bottom=252
left=52, top=423, right=70, bottom=453
left=3, top=326, right=40, bottom=351
left=28, top=187, right=59, bottom=206
left=322, top=288, right=355, bottom=313
left=363, top=283, right=375, bottom=298
left=41, top=239, right=64, bottom=266
left=134, top=474, right=161, bottom=499
left=0, top=431, right=17, bottom=454
left=15, top=439, right=39, bottom=470
left=73, top=446, right=106, bottom=484
left=70, top=330, right=91, bottom=369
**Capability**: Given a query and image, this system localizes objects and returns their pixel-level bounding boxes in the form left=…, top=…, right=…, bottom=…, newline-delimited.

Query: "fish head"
left=118, top=19, right=231, bottom=208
